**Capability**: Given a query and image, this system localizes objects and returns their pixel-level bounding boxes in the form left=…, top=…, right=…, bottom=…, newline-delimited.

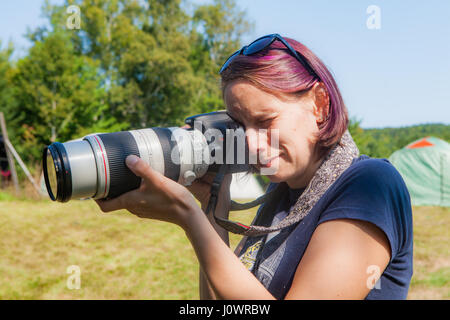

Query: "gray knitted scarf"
left=215, top=130, right=360, bottom=236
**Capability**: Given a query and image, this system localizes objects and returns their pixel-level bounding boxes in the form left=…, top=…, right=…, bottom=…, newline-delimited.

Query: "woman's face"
left=224, top=80, right=327, bottom=189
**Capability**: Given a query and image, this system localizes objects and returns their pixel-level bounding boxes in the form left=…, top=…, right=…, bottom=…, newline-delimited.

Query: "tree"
left=0, top=42, right=17, bottom=115
left=10, top=31, right=107, bottom=162
left=5, top=0, right=253, bottom=165
left=192, top=0, right=252, bottom=66
left=41, top=0, right=252, bottom=128
left=349, top=117, right=450, bottom=159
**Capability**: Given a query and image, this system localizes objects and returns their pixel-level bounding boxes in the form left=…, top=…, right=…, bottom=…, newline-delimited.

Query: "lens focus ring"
left=97, top=132, right=141, bottom=199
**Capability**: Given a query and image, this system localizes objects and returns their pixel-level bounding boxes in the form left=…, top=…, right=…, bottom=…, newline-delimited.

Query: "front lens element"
left=43, top=142, right=72, bottom=202
left=46, top=149, right=58, bottom=198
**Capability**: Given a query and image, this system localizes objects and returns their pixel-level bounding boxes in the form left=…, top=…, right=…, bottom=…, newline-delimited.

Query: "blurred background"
left=0, top=0, right=448, bottom=299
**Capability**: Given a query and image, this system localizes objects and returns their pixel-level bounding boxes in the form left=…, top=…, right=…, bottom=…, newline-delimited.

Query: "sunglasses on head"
left=219, top=33, right=317, bottom=77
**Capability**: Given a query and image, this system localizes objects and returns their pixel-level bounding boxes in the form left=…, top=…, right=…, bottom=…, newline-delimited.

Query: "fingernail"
left=126, top=155, right=139, bottom=166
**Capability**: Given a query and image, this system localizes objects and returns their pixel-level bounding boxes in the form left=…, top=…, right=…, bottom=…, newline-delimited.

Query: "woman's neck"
left=286, top=154, right=324, bottom=189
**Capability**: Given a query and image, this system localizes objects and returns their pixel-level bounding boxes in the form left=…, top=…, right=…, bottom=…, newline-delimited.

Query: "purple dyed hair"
left=220, top=36, right=349, bottom=159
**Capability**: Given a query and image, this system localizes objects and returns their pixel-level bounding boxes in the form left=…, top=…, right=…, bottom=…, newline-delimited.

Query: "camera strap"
left=205, top=164, right=280, bottom=234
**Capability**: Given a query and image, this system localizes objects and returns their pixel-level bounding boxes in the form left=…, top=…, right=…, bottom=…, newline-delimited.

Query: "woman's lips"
left=256, top=156, right=279, bottom=169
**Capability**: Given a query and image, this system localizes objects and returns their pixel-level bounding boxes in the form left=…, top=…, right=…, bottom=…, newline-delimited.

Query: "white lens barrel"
left=133, top=127, right=209, bottom=186
left=129, top=129, right=165, bottom=176
left=190, top=128, right=210, bottom=182
left=62, top=140, right=98, bottom=199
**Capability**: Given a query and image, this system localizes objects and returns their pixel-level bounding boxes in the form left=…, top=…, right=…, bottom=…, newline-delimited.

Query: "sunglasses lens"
left=244, top=37, right=273, bottom=55
left=220, top=34, right=316, bottom=78
left=220, top=50, right=240, bottom=73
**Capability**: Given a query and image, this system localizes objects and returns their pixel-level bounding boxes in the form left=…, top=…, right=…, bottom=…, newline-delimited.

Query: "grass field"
left=0, top=191, right=448, bottom=299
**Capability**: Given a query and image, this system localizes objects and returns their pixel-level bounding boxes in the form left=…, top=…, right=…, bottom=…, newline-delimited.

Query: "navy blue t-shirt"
left=238, top=156, right=413, bottom=299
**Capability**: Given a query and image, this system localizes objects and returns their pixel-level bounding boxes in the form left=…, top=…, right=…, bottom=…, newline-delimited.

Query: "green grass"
left=407, top=206, right=450, bottom=299
left=0, top=195, right=448, bottom=299
left=0, top=199, right=200, bottom=299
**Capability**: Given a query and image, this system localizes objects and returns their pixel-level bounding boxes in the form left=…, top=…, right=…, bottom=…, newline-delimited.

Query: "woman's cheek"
left=267, top=126, right=281, bottom=157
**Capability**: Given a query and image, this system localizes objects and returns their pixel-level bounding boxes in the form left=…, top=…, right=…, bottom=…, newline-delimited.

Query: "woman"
left=96, top=34, right=413, bottom=299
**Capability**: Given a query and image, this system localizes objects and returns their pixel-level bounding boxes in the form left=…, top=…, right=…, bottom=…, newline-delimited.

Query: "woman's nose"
left=245, top=127, right=267, bottom=156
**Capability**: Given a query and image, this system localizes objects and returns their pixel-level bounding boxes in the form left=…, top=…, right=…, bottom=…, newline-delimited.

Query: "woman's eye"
left=257, top=118, right=273, bottom=127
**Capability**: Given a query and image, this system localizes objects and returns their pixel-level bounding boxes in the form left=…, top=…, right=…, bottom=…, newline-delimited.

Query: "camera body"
left=43, top=111, right=250, bottom=202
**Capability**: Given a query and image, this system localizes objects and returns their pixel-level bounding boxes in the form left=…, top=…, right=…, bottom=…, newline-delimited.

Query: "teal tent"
left=389, top=137, right=450, bottom=207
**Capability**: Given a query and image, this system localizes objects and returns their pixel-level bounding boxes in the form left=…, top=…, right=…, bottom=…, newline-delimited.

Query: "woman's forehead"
left=226, top=100, right=279, bottom=124
left=224, top=81, right=281, bottom=119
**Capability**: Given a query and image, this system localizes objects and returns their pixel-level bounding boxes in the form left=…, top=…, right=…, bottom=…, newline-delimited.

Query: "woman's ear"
left=311, top=82, right=330, bottom=123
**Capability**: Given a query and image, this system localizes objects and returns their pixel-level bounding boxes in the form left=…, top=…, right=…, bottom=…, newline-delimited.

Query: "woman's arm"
left=189, top=213, right=390, bottom=300
left=183, top=204, right=275, bottom=300
left=284, top=218, right=391, bottom=299
left=186, top=172, right=248, bottom=300
left=198, top=201, right=230, bottom=300
left=96, top=156, right=390, bottom=300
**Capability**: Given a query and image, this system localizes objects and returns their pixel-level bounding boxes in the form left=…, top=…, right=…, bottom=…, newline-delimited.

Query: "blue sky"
left=0, top=0, right=449, bottom=128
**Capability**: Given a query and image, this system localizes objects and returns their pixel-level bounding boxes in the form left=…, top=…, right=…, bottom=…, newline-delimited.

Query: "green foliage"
left=9, top=31, right=106, bottom=162
left=46, top=0, right=253, bottom=128
left=0, top=42, right=15, bottom=116
left=192, top=0, right=252, bottom=66
left=0, top=0, right=252, bottom=168
left=349, top=119, right=450, bottom=159
left=0, top=41, right=18, bottom=141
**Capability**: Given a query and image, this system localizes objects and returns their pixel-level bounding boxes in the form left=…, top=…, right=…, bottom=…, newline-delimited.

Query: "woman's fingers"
left=125, top=155, right=164, bottom=187
left=194, top=172, right=216, bottom=185
left=125, top=155, right=150, bottom=177
left=95, top=196, right=124, bottom=213
left=95, top=155, right=163, bottom=213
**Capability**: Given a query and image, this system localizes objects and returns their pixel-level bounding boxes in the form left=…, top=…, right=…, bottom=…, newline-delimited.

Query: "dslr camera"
left=43, top=111, right=251, bottom=202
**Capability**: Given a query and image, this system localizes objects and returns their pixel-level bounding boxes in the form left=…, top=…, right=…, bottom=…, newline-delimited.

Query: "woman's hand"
left=95, top=155, right=199, bottom=228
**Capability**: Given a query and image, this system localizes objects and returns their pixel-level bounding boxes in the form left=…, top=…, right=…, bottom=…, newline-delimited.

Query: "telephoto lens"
left=42, top=111, right=250, bottom=202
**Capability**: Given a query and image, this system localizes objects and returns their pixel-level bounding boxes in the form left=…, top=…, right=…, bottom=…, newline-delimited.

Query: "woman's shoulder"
left=343, top=155, right=406, bottom=188
left=265, top=155, right=407, bottom=197
left=327, top=155, right=412, bottom=210
left=350, top=155, right=398, bottom=173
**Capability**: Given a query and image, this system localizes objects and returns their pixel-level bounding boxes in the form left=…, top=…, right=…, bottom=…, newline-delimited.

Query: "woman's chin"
left=266, top=174, right=284, bottom=183
left=263, top=168, right=285, bottom=183
left=257, top=157, right=286, bottom=181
